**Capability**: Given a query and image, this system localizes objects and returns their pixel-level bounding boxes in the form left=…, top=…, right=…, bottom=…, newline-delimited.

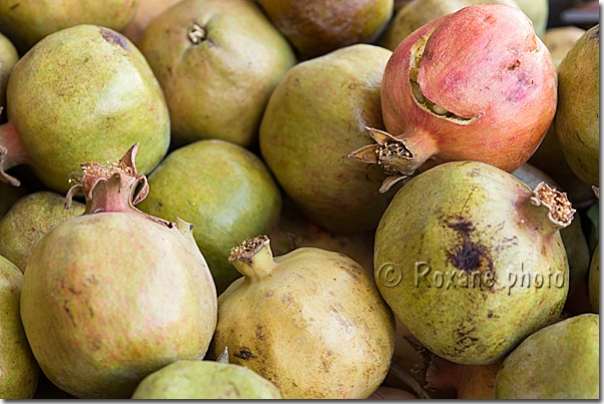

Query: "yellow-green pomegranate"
left=0, top=0, right=140, bottom=53
left=137, top=139, right=282, bottom=294
left=131, top=352, right=281, bottom=399
left=0, top=191, right=85, bottom=272
left=0, top=24, right=170, bottom=192
left=0, top=254, right=39, bottom=398
left=259, top=44, right=399, bottom=232
left=138, top=0, right=295, bottom=148
left=555, top=24, right=599, bottom=187
left=20, top=145, right=217, bottom=398
left=495, top=313, right=599, bottom=399
left=374, top=161, right=572, bottom=365
left=211, top=235, right=395, bottom=399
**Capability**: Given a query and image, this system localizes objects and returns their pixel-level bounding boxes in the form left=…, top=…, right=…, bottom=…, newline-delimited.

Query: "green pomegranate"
left=138, top=0, right=296, bottom=148
left=0, top=24, right=170, bottom=192
left=374, top=161, right=572, bottom=365
left=0, top=254, right=39, bottom=398
left=555, top=24, right=599, bottom=187
left=131, top=350, right=282, bottom=399
left=0, top=191, right=85, bottom=272
left=260, top=44, right=399, bottom=233
left=588, top=245, right=599, bottom=313
left=0, top=0, right=140, bottom=53
left=137, top=139, right=281, bottom=294
left=0, top=32, right=18, bottom=122
left=20, top=145, right=217, bottom=398
left=495, top=313, right=599, bottom=399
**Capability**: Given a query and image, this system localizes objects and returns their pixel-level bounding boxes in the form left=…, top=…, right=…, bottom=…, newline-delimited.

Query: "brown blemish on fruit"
left=99, top=28, right=129, bottom=52
left=445, top=216, right=494, bottom=274
left=234, top=347, right=254, bottom=360
left=256, top=324, right=265, bottom=341
left=508, top=60, right=521, bottom=70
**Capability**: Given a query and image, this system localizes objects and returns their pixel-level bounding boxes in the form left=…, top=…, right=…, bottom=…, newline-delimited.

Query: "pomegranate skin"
left=380, top=4, right=557, bottom=176
left=20, top=213, right=217, bottom=398
left=19, top=146, right=217, bottom=399
left=374, top=161, right=572, bottom=365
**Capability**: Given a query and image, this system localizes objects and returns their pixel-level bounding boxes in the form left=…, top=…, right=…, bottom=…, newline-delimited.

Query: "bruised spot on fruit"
left=445, top=216, right=494, bottom=274
left=447, top=240, right=493, bottom=274
left=99, top=28, right=130, bottom=52
left=234, top=347, right=254, bottom=360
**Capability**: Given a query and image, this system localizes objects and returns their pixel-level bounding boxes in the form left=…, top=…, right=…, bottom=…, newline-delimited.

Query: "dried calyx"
left=228, top=235, right=275, bottom=281
left=347, top=127, right=415, bottom=193
left=65, top=143, right=171, bottom=227
left=188, top=23, right=207, bottom=44
left=529, top=182, right=575, bottom=230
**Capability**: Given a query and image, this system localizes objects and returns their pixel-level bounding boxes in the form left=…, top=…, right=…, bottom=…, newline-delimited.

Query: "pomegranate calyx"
left=348, top=127, right=418, bottom=193
left=529, top=182, right=575, bottom=229
left=64, top=144, right=172, bottom=228
left=228, top=235, right=275, bottom=281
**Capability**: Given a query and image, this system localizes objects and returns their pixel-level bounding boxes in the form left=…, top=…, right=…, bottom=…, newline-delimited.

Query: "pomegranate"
left=374, top=161, right=572, bottom=365
left=0, top=25, right=170, bottom=192
left=350, top=4, right=557, bottom=193
left=494, top=314, right=599, bottom=398
left=211, top=235, right=395, bottom=399
left=20, top=145, right=217, bottom=398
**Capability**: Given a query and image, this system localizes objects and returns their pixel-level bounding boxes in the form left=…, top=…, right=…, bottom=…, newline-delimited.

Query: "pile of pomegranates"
left=0, top=0, right=598, bottom=400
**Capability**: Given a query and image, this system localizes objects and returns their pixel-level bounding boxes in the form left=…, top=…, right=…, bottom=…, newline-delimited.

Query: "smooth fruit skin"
left=20, top=213, right=217, bottom=398
left=6, top=24, right=170, bottom=193
left=138, top=0, right=296, bottom=149
left=257, top=0, right=393, bottom=60
left=0, top=0, right=140, bottom=53
left=374, top=161, right=569, bottom=365
left=137, top=139, right=281, bottom=294
left=259, top=44, right=397, bottom=233
left=495, top=314, right=599, bottom=399
left=0, top=255, right=39, bottom=398
left=0, top=191, right=85, bottom=272
left=131, top=360, right=282, bottom=399
left=555, top=25, right=599, bottom=187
